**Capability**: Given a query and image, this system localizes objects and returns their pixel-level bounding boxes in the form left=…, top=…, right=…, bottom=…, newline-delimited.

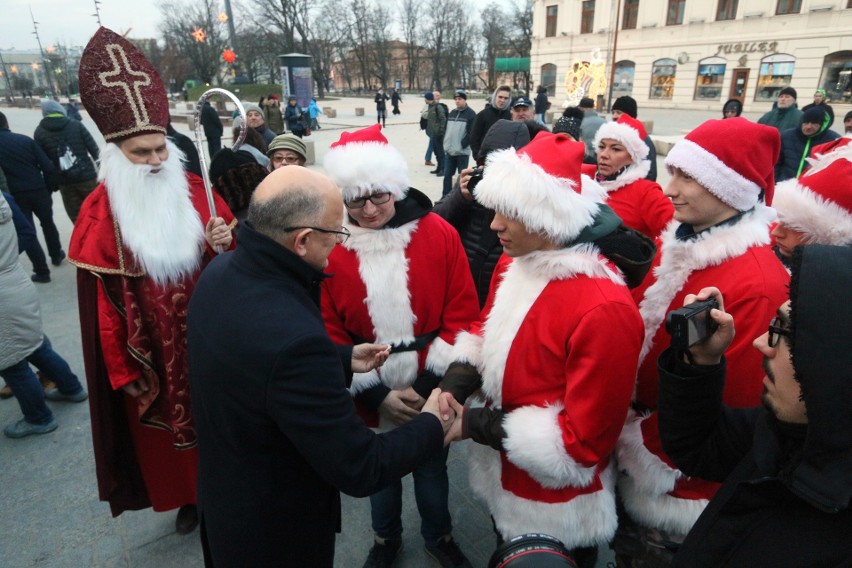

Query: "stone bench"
left=355, top=107, right=364, bottom=116
left=323, top=107, right=336, bottom=118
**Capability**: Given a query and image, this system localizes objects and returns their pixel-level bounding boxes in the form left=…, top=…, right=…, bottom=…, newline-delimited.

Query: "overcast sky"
left=4, top=0, right=519, bottom=53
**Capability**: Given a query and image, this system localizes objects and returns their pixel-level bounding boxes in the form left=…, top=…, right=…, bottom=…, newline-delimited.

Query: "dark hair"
left=579, top=97, right=595, bottom=109
left=235, top=126, right=268, bottom=154
left=0, top=111, right=7, bottom=129
left=845, top=110, right=852, bottom=122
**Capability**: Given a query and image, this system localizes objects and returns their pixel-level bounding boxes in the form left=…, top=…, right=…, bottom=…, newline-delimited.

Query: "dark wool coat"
left=188, top=221, right=444, bottom=567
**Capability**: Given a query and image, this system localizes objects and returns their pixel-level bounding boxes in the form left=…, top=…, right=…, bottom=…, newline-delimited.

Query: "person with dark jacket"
left=199, top=101, right=224, bottom=157
left=391, top=88, right=402, bottom=115
left=758, top=87, right=803, bottom=132
left=534, top=85, right=549, bottom=124
left=776, top=106, right=840, bottom=182
left=34, top=99, right=100, bottom=222
left=0, top=111, right=62, bottom=282
left=441, top=89, right=477, bottom=196
left=801, top=89, right=835, bottom=129
left=658, top=244, right=852, bottom=567
left=65, top=98, right=83, bottom=121
left=722, top=98, right=743, bottom=118
left=284, top=96, right=306, bottom=138
left=433, top=119, right=531, bottom=307
left=188, top=166, right=454, bottom=567
left=166, top=123, right=203, bottom=178
left=469, top=86, right=512, bottom=159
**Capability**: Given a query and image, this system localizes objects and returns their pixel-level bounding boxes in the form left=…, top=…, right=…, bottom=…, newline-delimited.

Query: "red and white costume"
left=616, top=118, right=790, bottom=536
left=453, top=133, right=644, bottom=549
left=594, top=115, right=673, bottom=240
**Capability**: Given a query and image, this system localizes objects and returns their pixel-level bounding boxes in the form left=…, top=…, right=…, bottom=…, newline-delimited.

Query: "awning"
left=495, top=57, right=530, bottom=72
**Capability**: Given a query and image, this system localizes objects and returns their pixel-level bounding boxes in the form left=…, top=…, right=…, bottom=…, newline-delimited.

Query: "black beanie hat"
left=553, top=106, right=585, bottom=141
left=611, top=96, right=638, bottom=119
left=801, top=106, right=828, bottom=126
left=779, top=86, right=798, bottom=99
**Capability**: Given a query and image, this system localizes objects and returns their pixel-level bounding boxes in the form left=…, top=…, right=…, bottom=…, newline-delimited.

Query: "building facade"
left=531, top=0, right=852, bottom=113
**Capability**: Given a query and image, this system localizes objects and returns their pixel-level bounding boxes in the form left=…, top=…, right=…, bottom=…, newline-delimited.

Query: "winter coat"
left=757, top=104, right=803, bottom=132
left=308, top=100, right=322, bottom=119
left=580, top=110, right=606, bottom=158
left=0, top=192, right=43, bottom=369
left=443, top=106, right=477, bottom=156
left=34, top=115, right=99, bottom=184
left=263, top=103, right=285, bottom=135
left=534, top=91, right=549, bottom=114
left=200, top=102, right=224, bottom=139
left=284, top=104, right=305, bottom=134
left=426, top=102, right=447, bottom=138
left=470, top=103, right=512, bottom=158
left=776, top=123, right=840, bottom=182
left=0, top=128, right=57, bottom=194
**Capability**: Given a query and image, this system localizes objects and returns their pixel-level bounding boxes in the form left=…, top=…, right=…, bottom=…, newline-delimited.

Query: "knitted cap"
left=774, top=145, right=852, bottom=246
left=267, top=133, right=307, bottom=160
left=474, top=132, right=600, bottom=244
left=243, top=103, right=263, bottom=116
left=802, top=106, right=828, bottom=125
left=454, top=89, right=467, bottom=100
left=594, top=114, right=649, bottom=163
left=41, top=99, right=66, bottom=117
left=424, top=92, right=434, bottom=101
left=78, top=27, right=169, bottom=141
left=553, top=107, right=585, bottom=142
left=611, top=96, right=638, bottom=119
left=779, top=86, right=798, bottom=99
left=324, top=123, right=409, bottom=201
left=665, top=117, right=780, bottom=209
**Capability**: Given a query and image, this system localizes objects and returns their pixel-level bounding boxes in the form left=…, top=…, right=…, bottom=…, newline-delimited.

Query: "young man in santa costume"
left=68, top=27, right=235, bottom=534
left=771, top=141, right=852, bottom=264
left=321, top=124, right=479, bottom=568
left=441, top=132, right=645, bottom=568
left=613, top=117, right=790, bottom=565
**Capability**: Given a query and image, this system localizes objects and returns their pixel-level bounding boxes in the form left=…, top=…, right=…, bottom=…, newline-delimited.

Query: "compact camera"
left=467, top=167, right=485, bottom=192
left=665, top=298, right=719, bottom=349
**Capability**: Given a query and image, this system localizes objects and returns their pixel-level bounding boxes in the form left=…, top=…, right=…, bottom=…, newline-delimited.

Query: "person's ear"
left=292, top=229, right=312, bottom=258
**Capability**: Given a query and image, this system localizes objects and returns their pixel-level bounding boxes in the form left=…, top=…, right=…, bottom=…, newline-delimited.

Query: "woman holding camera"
left=593, top=114, right=673, bottom=240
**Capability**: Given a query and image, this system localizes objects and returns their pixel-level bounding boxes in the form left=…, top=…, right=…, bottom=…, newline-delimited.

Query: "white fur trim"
left=580, top=174, right=609, bottom=203
left=598, top=161, right=652, bottom=193
left=344, top=219, right=418, bottom=390
left=665, top=138, right=762, bottom=211
left=475, top=148, right=600, bottom=244
left=804, top=136, right=852, bottom=174
left=504, top=403, right=597, bottom=489
left=637, top=205, right=776, bottom=365
left=424, top=336, right=455, bottom=377
left=615, top=410, right=681, bottom=495
left=323, top=141, right=409, bottom=201
left=481, top=246, right=625, bottom=406
left=773, top=180, right=852, bottom=246
left=451, top=330, right=483, bottom=369
left=618, top=474, right=709, bottom=535
left=469, top=443, right=619, bottom=549
left=349, top=370, right=381, bottom=396
left=594, top=121, right=649, bottom=163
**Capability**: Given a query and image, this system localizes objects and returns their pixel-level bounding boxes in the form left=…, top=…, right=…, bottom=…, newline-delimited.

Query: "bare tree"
left=479, top=3, right=510, bottom=90
left=158, top=0, right=228, bottom=83
left=398, top=0, right=421, bottom=90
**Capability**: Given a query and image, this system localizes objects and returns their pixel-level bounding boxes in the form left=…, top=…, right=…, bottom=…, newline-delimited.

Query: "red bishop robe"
left=69, top=173, right=235, bottom=516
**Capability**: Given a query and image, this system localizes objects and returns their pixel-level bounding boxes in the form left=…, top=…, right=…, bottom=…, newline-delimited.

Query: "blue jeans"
left=442, top=154, right=470, bottom=197
left=0, top=335, right=84, bottom=425
left=424, top=136, right=434, bottom=162
left=370, top=445, right=451, bottom=542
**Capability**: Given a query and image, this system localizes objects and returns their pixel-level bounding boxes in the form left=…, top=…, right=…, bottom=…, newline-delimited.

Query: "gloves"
left=464, top=407, right=506, bottom=451
left=438, top=362, right=482, bottom=404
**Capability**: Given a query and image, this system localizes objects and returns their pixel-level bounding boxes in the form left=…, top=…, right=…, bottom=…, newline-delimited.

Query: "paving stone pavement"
left=0, top=98, right=731, bottom=567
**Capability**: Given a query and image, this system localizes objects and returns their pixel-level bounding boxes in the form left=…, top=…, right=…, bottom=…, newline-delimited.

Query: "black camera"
left=467, top=167, right=485, bottom=192
left=665, top=298, right=719, bottom=349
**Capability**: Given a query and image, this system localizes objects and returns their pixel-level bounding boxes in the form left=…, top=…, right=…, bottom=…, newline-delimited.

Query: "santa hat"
left=474, top=132, right=601, bottom=244
left=773, top=146, right=852, bottom=246
left=78, top=27, right=169, bottom=142
left=665, top=117, right=780, bottom=209
left=594, top=114, right=649, bottom=164
left=323, top=124, right=409, bottom=201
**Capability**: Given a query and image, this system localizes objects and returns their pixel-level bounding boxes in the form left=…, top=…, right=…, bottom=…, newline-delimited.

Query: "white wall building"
left=531, top=0, right=852, bottom=113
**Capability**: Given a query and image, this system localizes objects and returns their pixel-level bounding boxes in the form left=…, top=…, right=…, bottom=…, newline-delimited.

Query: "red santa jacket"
left=617, top=205, right=790, bottom=535
left=597, top=163, right=673, bottom=241
left=452, top=247, right=643, bottom=549
left=322, top=210, right=479, bottom=429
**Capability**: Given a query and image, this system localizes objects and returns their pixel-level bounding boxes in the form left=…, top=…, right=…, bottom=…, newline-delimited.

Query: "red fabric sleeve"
left=96, top=280, right=141, bottom=390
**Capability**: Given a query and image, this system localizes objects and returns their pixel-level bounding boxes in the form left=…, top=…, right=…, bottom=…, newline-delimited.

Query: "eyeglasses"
left=271, top=154, right=303, bottom=165
left=767, top=316, right=790, bottom=348
left=283, top=225, right=351, bottom=244
left=345, top=192, right=392, bottom=209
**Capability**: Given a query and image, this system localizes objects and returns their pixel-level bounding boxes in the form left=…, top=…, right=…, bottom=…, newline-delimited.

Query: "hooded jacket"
left=33, top=114, right=99, bottom=184
left=658, top=244, right=852, bottom=567
left=776, top=109, right=840, bottom=182
left=469, top=89, right=513, bottom=158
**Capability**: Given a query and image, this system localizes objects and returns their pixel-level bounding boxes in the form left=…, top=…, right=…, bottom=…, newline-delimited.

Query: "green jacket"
left=426, top=102, right=447, bottom=138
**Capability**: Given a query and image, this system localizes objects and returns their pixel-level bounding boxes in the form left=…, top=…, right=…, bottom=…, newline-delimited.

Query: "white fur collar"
left=480, top=246, right=624, bottom=405
left=637, top=205, right=776, bottom=363
left=342, top=218, right=420, bottom=389
left=598, top=160, right=651, bottom=193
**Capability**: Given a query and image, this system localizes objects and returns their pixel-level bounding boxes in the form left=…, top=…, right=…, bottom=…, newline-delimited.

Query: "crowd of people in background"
left=1, top=27, right=851, bottom=568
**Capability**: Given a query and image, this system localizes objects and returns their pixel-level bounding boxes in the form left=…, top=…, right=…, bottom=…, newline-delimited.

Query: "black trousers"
left=13, top=189, right=62, bottom=272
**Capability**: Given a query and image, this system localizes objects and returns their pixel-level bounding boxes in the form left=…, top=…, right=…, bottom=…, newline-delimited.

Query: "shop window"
left=650, top=58, right=677, bottom=100
left=756, top=54, right=796, bottom=101
left=776, top=0, right=801, bottom=14
left=546, top=5, right=558, bottom=37
left=613, top=61, right=635, bottom=95
left=623, top=0, right=639, bottom=29
left=694, top=57, right=726, bottom=101
left=818, top=51, right=852, bottom=104
left=667, top=0, right=686, bottom=25
left=541, top=63, right=557, bottom=97
left=581, top=1, right=596, bottom=34
left=716, top=0, right=738, bottom=20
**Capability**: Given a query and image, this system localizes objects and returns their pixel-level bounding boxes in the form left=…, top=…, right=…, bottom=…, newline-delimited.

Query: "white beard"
left=99, top=139, right=205, bottom=287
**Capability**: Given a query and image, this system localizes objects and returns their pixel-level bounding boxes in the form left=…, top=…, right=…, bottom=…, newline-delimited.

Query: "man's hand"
left=121, top=379, right=149, bottom=397
left=205, top=217, right=233, bottom=250
left=422, top=389, right=461, bottom=445
left=379, top=388, right=422, bottom=426
left=458, top=167, right=475, bottom=201
left=351, top=343, right=391, bottom=373
left=439, top=392, right=465, bottom=445
left=684, top=287, right=735, bottom=366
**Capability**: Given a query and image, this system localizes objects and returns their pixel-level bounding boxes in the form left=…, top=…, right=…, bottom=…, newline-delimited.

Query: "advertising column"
left=278, top=53, right=313, bottom=110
